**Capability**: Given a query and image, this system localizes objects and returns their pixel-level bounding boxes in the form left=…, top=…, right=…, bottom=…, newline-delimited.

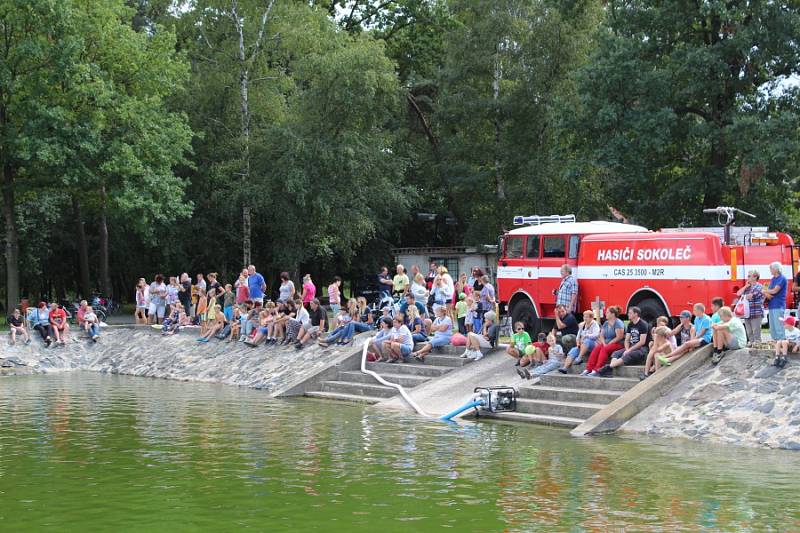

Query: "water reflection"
left=1, top=372, right=799, bottom=531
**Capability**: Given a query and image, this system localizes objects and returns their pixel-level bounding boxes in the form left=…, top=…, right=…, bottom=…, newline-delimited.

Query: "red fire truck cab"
left=498, top=214, right=796, bottom=331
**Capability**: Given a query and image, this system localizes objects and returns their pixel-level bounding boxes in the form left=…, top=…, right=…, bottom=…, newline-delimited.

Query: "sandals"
left=413, top=353, right=425, bottom=363
left=711, top=351, right=725, bottom=365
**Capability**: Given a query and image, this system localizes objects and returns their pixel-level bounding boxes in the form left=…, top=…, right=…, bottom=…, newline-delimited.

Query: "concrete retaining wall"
left=1, top=326, right=370, bottom=397
left=622, top=349, right=800, bottom=450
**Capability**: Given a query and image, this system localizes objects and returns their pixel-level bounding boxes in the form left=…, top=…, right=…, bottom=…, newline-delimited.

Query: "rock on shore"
left=623, top=348, right=800, bottom=450
left=1, top=326, right=367, bottom=395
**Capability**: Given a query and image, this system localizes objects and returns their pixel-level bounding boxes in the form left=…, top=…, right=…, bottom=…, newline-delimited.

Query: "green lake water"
left=1, top=373, right=799, bottom=532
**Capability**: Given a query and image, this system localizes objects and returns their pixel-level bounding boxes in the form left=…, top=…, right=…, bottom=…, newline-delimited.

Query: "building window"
left=430, top=257, right=459, bottom=278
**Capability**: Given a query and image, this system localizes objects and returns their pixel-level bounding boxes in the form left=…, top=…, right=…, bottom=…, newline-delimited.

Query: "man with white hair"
left=393, top=264, right=409, bottom=297
left=764, top=261, right=787, bottom=341
left=555, top=264, right=578, bottom=313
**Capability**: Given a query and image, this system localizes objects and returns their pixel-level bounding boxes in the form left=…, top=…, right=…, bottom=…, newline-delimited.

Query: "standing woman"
left=135, top=278, right=148, bottom=325
left=736, top=270, right=764, bottom=344
left=328, top=276, right=342, bottom=317
left=301, top=274, right=316, bottom=310
left=167, top=276, right=181, bottom=316
left=471, top=268, right=485, bottom=293
left=278, top=272, right=296, bottom=303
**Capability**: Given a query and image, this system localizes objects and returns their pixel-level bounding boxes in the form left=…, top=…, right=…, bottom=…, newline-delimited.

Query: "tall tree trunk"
left=98, top=186, right=112, bottom=298
left=243, top=205, right=251, bottom=266
left=230, top=0, right=275, bottom=267
left=239, top=49, right=251, bottom=266
left=72, top=195, right=91, bottom=298
left=2, top=159, right=19, bottom=312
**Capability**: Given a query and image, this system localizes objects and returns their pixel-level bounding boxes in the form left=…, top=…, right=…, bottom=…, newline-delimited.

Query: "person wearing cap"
left=671, top=310, right=695, bottom=347
left=462, top=310, right=500, bottom=360
left=735, top=270, right=764, bottom=344
left=455, top=293, right=468, bottom=334
left=764, top=261, right=788, bottom=341
left=660, top=302, right=712, bottom=365
left=772, top=316, right=799, bottom=368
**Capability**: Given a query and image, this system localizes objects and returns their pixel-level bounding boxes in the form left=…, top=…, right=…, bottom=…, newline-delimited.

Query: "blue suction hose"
left=438, top=399, right=485, bottom=422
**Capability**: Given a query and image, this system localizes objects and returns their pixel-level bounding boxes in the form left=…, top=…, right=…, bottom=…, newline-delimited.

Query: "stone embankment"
left=623, top=349, right=800, bottom=450
left=0, top=326, right=368, bottom=395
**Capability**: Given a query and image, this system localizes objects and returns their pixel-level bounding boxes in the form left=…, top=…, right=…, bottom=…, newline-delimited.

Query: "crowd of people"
left=508, top=261, right=797, bottom=381
left=6, top=299, right=103, bottom=347
left=7, top=259, right=797, bottom=378
left=125, top=262, right=500, bottom=357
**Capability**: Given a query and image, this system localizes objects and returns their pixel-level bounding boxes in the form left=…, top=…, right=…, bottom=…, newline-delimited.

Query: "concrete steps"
left=515, top=398, right=604, bottom=419
left=303, top=345, right=488, bottom=404
left=484, top=364, right=641, bottom=428
left=338, top=370, right=429, bottom=388
left=318, top=380, right=398, bottom=398
left=538, top=373, right=639, bottom=391
left=366, top=362, right=450, bottom=377
left=478, top=411, right=584, bottom=428
left=518, top=385, right=623, bottom=404
left=305, top=391, right=385, bottom=404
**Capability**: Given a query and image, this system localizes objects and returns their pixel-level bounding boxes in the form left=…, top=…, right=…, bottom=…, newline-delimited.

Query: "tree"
left=433, top=0, right=602, bottom=244
left=570, top=0, right=800, bottom=228
left=0, top=0, right=79, bottom=311
left=0, top=0, right=193, bottom=307
left=52, top=0, right=194, bottom=298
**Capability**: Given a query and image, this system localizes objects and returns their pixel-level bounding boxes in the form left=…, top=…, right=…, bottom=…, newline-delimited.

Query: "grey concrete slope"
left=1, top=325, right=371, bottom=397
left=621, top=348, right=800, bottom=450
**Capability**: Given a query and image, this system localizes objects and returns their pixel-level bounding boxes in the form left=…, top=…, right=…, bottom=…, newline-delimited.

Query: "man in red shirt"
left=49, top=302, right=70, bottom=345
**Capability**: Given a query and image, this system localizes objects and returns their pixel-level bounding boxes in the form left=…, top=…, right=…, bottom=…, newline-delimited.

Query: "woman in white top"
left=134, top=278, right=149, bottom=325
left=560, top=310, right=600, bottom=373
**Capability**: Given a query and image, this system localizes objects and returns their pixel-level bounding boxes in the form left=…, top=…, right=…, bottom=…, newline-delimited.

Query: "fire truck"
left=497, top=208, right=797, bottom=331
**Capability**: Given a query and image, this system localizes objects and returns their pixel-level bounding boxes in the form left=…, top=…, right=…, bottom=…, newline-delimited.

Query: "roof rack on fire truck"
left=513, top=214, right=576, bottom=226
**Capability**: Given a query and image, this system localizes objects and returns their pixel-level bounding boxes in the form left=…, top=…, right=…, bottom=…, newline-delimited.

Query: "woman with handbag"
left=735, top=270, right=764, bottom=344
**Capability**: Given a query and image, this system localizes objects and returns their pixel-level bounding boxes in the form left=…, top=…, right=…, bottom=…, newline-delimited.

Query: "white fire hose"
left=359, top=341, right=430, bottom=417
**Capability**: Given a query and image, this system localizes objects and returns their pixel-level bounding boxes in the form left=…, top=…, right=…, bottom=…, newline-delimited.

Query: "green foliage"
left=569, top=0, right=800, bottom=229
left=2, top=0, right=799, bottom=305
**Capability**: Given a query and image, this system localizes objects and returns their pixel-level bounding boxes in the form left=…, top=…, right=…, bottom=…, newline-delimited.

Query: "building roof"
left=506, top=221, right=648, bottom=236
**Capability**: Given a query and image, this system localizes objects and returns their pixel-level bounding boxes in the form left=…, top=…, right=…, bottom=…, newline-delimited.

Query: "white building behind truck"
left=392, top=245, right=499, bottom=281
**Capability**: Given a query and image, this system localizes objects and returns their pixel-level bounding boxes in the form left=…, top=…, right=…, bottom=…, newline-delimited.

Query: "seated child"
left=517, top=334, right=564, bottom=379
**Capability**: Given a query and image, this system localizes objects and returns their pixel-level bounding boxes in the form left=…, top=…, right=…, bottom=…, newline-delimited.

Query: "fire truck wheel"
left=635, top=297, right=668, bottom=326
left=510, top=299, right=539, bottom=336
